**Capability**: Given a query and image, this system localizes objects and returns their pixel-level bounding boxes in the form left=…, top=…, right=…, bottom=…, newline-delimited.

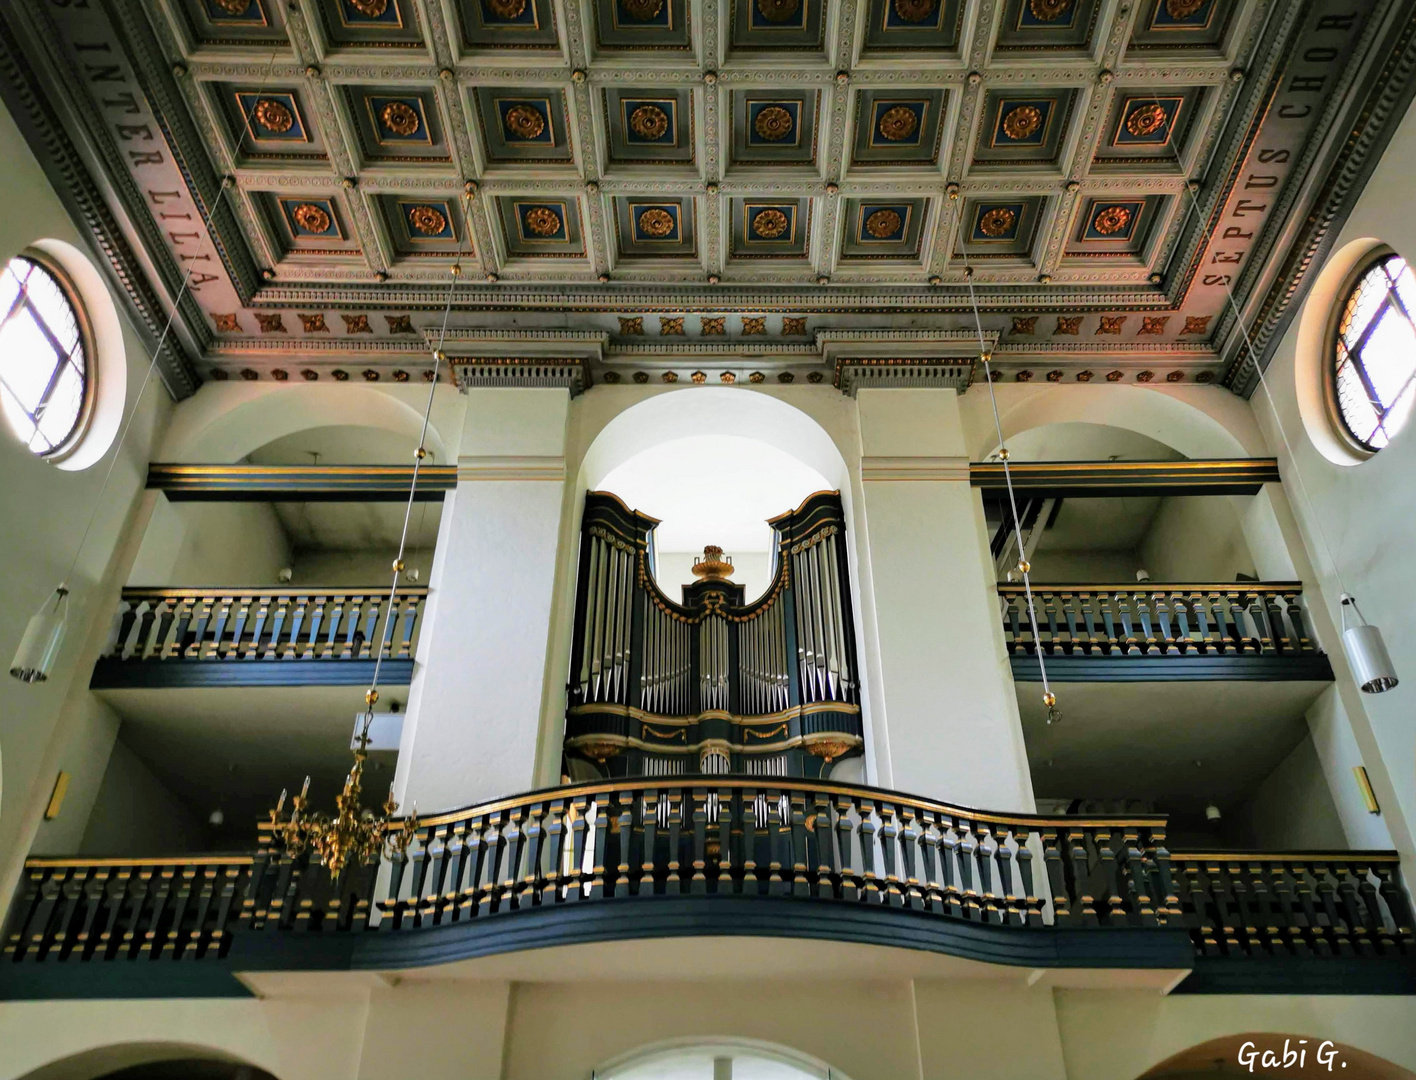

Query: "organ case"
left=564, top=490, right=864, bottom=779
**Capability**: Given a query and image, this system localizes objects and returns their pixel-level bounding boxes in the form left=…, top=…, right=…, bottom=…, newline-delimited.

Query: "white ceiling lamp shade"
left=1340, top=595, right=1399, bottom=694
left=9, top=585, right=69, bottom=683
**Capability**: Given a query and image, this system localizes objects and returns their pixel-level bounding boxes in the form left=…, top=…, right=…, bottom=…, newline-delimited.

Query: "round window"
left=1329, top=251, right=1416, bottom=453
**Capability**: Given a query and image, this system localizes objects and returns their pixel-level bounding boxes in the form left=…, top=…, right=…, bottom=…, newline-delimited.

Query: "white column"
left=394, top=388, right=570, bottom=813
left=855, top=388, right=1035, bottom=812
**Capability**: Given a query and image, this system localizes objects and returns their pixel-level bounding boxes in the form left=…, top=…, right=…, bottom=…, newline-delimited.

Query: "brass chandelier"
left=267, top=690, right=418, bottom=877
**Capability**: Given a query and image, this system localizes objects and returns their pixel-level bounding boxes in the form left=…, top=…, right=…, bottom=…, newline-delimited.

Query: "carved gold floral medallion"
left=253, top=98, right=294, bottom=133
left=756, top=0, right=801, bottom=22
left=978, top=207, right=1016, bottom=237
left=753, top=106, right=794, bottom=141
left=380, top=101, right=421, bottom=137
left=619, top=0, right=665, bottom=19
left=214, top=0, right=253, bottom=13
left=292, top=203, right=331, bottom=233
left=524, top=206, right=563, bottom=237
left=864, top=209, right=902, bottom=238
left=629, top=104, right=670, bottom=140
left=503, top=104, right=546, bottom=140
left=486, top=0, right=528, bottom=17
left=877, top=105, right=919, bottom=141
left=1001, top=104, right=1042, bottom=141
left=408, top=205, right=447, bottom=236
left=892, top=0, right=938, bottom=22
left=637, top=208, right=676, bottom=238
left=348, top=0, right=389, bottom=15
left=1125, top=102, right=1169, bottom=138
left=1092, top=205, right=1132, bottom=235
left=1028, top=0, right=1072, bottom=20
left=752, top=208, right=790, bottom=239
left=1165, top=0, right=1205, bottom=17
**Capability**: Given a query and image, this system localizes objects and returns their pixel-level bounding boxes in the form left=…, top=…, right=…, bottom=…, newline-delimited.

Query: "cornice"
left=0, top=7, right=200, bottom=396
left=1227, top=0, right=1416, bottom=395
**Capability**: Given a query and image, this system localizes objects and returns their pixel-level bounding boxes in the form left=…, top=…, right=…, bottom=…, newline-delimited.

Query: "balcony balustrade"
left=89, top=587, right=427, bottom=688
left=998, top=583, right=1333, bottom=681
left=4, top=779, right=1411, bottom=998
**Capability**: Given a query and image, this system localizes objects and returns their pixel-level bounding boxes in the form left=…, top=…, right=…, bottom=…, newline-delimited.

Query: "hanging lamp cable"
left=964, top=272, right=1058, bottom=723
left=361, top=189, right=474, bottom=731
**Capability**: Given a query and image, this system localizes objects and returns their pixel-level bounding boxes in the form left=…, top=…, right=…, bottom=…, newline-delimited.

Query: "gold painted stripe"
left=1174, top=852, right=1401, bottom=864
left=567, top=701, right=861, bottom=726
left=996, top=582, right=1302, bottom=594
left=24, top=856, right=254, bottom=869
left=119, top=587, right=429, bottom=600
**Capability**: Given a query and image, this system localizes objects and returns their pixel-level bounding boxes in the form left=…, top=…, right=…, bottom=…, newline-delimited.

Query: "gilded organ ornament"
left=408, top=205, right=448, bottom=235
left=978, top=206, right=1016, bottom=237
left=1165, top=0, right=1205, bottom=17
left=864, top=209, right=902, bottom=238
left=253, top=98, right=295, bottom=134
left=637, top=207, right=676, bottom=237
left=877, top=105, right=919, bottom=141
left=756, top=0, right=801, bottom=22
left=503, top=104, right=547, bottom=140
left=892, top=0, right=938, bottom=22
left=524, top=206, right=563, bottom=237
left=629, top=104, right=670, bottom=140
left=380, top=101, right=421, bottom=137
left=1125, top=102, right=1169, bottom=138
left=486, top=0, right=528, bottom=16
left=754, top=106, right=795, bottom=141
left=1028, top=0, right=1073, bottom=19
left=1001, top=104, right=1042, bottom=140
left=292, top=203, right=331, bottom=233
left=619, top=0, right=665, bottom=19
left=752, top=208, right=790, bottom=239
left=1092, top=204, right=1132, bottom=235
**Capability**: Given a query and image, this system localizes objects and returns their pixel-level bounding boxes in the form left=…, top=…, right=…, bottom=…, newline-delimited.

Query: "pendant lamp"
left=9, top=586, right=69, bottom=683
left=1340, top=595, right=1399, bottom=694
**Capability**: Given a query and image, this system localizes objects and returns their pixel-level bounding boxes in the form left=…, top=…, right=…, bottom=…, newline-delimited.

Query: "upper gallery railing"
left=998, top=583, right=1323, bottom=663
left=98, top=587, right=427, bottom=666
left=5, top=779, right=1411, bottom=986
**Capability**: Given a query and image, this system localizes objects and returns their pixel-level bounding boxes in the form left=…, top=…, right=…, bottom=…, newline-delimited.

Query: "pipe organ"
left=565, top=491, right=864, bottom=780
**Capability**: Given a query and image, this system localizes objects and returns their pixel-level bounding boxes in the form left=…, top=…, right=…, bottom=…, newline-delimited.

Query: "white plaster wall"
left=0, top=103, right=173, bottom=922
left=1252, top=97, right=1416, bottom=861
left=127, top=497, right=291, bottom=587
left=1234, top=733, right=1347, bottom=850
left=1137, top=496, right=1257, bottom=583
left=3, top=976, right=1416, bottom=1080
left=75, top=738, right=206, bottom=855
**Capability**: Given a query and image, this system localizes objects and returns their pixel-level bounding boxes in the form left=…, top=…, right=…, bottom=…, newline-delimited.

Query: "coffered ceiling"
left=0, top=0, right=1412, bottom=396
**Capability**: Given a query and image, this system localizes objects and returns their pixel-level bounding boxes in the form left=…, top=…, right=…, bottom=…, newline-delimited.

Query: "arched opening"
left=981, top=420, right=1258, bottom=586
left=561, top=388, right=867, bottom=783
left=596, top=1038, right=851, bottom=1080
left=10, top=1044, right=273, bottom=1080
left=598, top=433, right=831, bottom=601
left=981, top=410, right=1341, bottom=855
left=1138, top=1033, right=1416, bottom=1079
left=78, top=391, right=451, bottom=861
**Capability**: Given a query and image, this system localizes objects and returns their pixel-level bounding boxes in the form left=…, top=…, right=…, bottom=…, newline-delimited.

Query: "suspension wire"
left=1137, top=91, right=1352, bottom=600
left=361, top=189, right=475, bottom=735
left=57, top=50, right=284, bottom=591
left=964, top=272, right=1058, bottom=723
